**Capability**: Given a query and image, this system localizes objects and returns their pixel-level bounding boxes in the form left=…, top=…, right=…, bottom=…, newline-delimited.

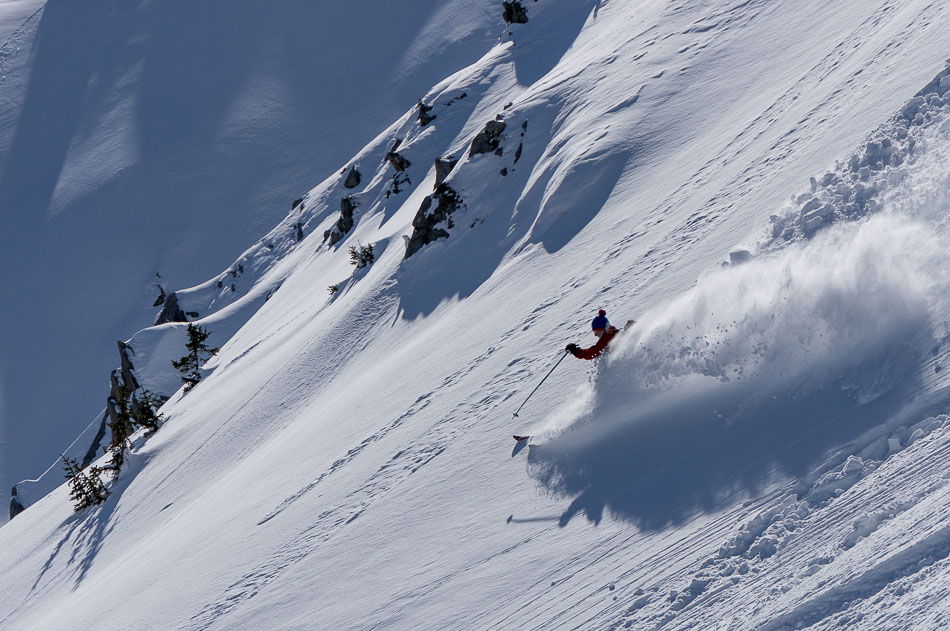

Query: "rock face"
left=82, top=412, right=109, bottom=467
left=9, top=487, right=26, bottom=520
left=343, top=166, right=361, bottom=189
left=154, top=292, right=187, bottom=325
left=417, top=101, right=436, bottom=126
left=405, top=184, right=463, bottom=258
left=292, top=197, right=304, bottom=210
left=324, top=196, right=359, bottom=246
left=469, top=120, right=506, bottom=157
left=118, top=341, right=140, bottom=393
left=434, top=156, right=458, bottom=188
left=503, top=1, right=529, bottom=24
left=386, top=139, right=411, bottom=172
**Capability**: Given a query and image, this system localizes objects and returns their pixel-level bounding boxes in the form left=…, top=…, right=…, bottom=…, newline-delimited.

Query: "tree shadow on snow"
left=28, top=456, right=144, bottom=596
left=527, top=354, right=948, bottom=531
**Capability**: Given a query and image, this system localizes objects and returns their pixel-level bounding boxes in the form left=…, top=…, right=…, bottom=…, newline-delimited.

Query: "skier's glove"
left=565, top=343, right=579, bottom=355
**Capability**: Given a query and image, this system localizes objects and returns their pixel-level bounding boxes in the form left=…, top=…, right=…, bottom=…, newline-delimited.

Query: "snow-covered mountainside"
left=2, top=0, right=950, bottom=629
left=0, top=0, right=500, bottom=505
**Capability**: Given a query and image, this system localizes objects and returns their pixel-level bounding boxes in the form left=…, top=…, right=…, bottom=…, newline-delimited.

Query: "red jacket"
left=569, top=326, right=619, bottom=360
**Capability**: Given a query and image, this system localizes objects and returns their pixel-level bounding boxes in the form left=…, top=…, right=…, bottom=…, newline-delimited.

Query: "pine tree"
left=348, top=242, right=375, bottom=268
left=107, top=385, right=134, bottom=478
left=171, top=323, right=219, bottom=393
left=62, top=455, right=110, bottom=511
left=135, top=389, right=165, bottom=435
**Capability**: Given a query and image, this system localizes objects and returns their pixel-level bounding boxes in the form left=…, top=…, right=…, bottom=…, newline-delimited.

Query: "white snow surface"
left=0, top=0, right=501, bottom=501
left=3, top=0, right=950, bottom=629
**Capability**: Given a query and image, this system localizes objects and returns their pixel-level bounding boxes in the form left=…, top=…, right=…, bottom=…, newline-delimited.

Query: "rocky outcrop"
left=405, top=184, right=463, bottom=258
left=292, top=197, right=304, bottom=210
left=503, top=1, right=529, bottom=24
left=82, top=412, right=109, bottom=468
left=152, top=285, right=166, bottom=307
left=343, top=166, right=361, bottom=189
left=434, top=156, right=458, bottom=188
left=386, top=139, right=411, bottom=172
left=154, top=292, right=187, bottom=325
left=323, top=196, right=359, bottom=246
left=118, top=341, right=140, bottom=393
left=9, top=487, right=26, bottom=520
left=469, top=119, right=506, bottom=157
left=417, top=101, right=436, bottom=126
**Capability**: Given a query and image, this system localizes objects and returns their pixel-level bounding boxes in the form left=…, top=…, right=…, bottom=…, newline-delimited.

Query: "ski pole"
left=512, top=349, right=570, bottom=418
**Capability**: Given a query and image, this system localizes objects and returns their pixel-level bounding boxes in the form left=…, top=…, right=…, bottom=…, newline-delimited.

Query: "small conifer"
left=348, top=242, right=375, bottom=268
left=136, top=389, right=165, bottom=435
left=171, top=323, right=219, bottom=393
left=62, top=455, right=110, bottom=511
left=107, top=386, right=134, bottom=478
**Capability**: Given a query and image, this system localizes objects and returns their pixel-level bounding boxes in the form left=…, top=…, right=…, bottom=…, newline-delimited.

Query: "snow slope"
left=0, top=0, right=501, bottom=503
left=2, top=0, right=950, bottom=629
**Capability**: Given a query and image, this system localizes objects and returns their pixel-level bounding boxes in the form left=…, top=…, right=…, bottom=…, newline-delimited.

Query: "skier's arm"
left=566, top=326, right=619, bottom=360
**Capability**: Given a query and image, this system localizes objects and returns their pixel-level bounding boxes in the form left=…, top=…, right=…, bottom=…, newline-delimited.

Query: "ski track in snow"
left=188, top=346, right=520, bottom=629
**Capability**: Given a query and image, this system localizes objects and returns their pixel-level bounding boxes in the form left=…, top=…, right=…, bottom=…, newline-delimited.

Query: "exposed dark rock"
left=417, top=101, right=436, bottom=126
left=405, top=184, right=463, bottom=258
left=387, top=172, right=411, bottom=197
left=514, top=142, right=523, bottom=163
left=154, top=291, right=187, bottom=325
left=469, top=120, right=506, bottom=157
left=323, top=196, right=360, bottom=246
left=9, top=486, right=26, bottom=520
left=445, top=92, right=468, bottom=106
left=118, top=341, right=140, bottom=393
left=339, top=196, right=357, bottom=233
left=434, top=156, right=458, bottom=188
left=294, top=222, right=304, bottom=242
left=82, top=412, right=109, bottom=467
left=344, top=166, right=361, bottom=188
left=186, top=311, right=199, bottom=318
left=500, top=168, right=508, bottom=176
left=217, top=280, right=223, bottom=288
left=386, top=139, right=411, bottom=172
left=152, top=285, right=166, bottom=307
left=503, top=1, right=529, bottom=24
left=292, top=197, right=304, bottom=210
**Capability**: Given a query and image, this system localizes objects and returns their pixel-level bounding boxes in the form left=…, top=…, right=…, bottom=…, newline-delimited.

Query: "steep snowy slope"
left=0, top=0, right=500, bottom=505
left=2, top=0, right=950, bottom=629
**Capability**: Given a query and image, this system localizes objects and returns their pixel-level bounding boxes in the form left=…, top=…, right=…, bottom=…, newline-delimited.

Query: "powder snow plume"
left=529, top=213, right=948, bottom=529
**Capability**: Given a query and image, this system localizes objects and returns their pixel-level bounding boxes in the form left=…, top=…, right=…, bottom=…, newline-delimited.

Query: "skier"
left=591, top=308, right=609, bottom=337
left=565, top=309, right=620, bottom=360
